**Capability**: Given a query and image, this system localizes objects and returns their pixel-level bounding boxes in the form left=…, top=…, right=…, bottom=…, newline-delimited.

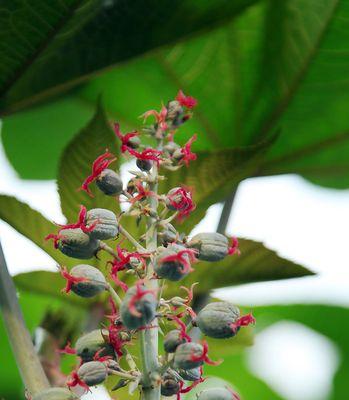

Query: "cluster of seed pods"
left=36, top=91, right=255, bottom=400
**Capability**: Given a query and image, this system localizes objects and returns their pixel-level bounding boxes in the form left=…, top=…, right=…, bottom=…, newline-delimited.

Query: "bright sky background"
left=0, top=135, right=348, bottom=400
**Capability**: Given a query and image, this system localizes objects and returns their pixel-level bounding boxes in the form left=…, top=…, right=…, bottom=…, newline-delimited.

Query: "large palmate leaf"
left=0, top=0, right=258, bottom=115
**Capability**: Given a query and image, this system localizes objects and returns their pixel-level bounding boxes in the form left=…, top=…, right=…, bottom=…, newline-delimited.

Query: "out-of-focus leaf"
left=57, top=101, right=120, bottom=221
left=160, top=135, right=277, bottom=233
left=167, top=238, right=314, bottom=296
left=0, top=0, right=259, bottom=115
left=0, top=195, right=75, bottom=266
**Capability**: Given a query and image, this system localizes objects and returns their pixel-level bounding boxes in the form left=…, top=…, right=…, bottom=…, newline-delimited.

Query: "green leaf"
left=57, top=100, right=120, bottom=221
left=0, top=0, right=259, bottom=115
left=174, top=238, right=314, bottom=295
left=0, top=195, right=75, bottom=266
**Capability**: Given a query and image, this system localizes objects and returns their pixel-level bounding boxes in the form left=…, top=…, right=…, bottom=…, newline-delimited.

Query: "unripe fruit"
left=177, top=367, right=202, bottom=382
left=32, top=388, right=79, bottom=400
left=174, top=342, right=204, bottom=370
left=69, top=265, right=107, bottom=298
left=96, top=169, right=123, bottom=196
left=75, top=329, right=114, bottom=362
left=197, top=388, right=237, bottom=400
left=127, top=135, right=141, bottom=149
left=163, top=141, right=181, bottom=156
left=158, top=224, right=177, bottom=246
left=165, top=187, right=187, bottom=211
left=120, top=284, right=156, bottom=330
left=77, top=361, right=108, bottom=386
left=136, top=158, right=153, bottom=171
left=188, top=232, right=229, bottom=261
left=161, top=370, right=181, bottom=397
left=166, top=100, right=185, bottom=128
left=86, top=208, right=118, bottom=240
left=164, top=329, right=186, bottom=353
left=195, top=302, right=240, bottom=339
left=58, top=228, right=99, bottom=259
left=154, top=244, right=191, bottom=281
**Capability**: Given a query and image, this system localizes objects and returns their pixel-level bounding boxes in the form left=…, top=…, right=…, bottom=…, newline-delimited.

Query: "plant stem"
left=140, top=151, right=161, bottom=400
left=0, top=240, right=50, bottom=395
left=118, top=225, right=147, bottom=252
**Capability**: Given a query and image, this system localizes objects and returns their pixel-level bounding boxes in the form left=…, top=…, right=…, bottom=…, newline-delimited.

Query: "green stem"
left=140, top=148, right=161, bottom=400
left=0, top=240, right=50, bottom=395
left=118, top=225, right=147, bottom=252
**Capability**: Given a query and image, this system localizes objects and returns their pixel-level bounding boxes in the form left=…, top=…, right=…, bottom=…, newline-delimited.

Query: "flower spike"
left=80, top=150, right=116, bottom=196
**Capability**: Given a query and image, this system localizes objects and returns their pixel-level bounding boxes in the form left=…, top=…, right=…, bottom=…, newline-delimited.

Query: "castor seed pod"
left=120, top=284, right=156, bottom=330
left=195, top=302, right=255, bottom=339
left=75, top=329, right=114, bottom=362
left=174, top=342, right=204, bottom=370
left=177, top=367, right=202, bottom=382
left=188, top=232, right=229, bottom=262
left=77, top=361, right=108, bottom=386
left=136, top=158, right=153, bottom=171
left=166, top=100, right=185, bottom=128
left=161, top=370, right=181, bottom=397
left=58, top=228, right=99, bottom=259
left=154, top=244, right=193, bottom=281
left=127, top=135, right=141, bottom=149
left=158, top=224, right=177, bottom=246
left=197, top=388, right=239, bottom=400
left=69, top=265, right=107, bottom=298
left=32, top=388, right=79, bottom=400
left=86, top=208, right=118, bottom=240
left=96, top=169, right=123, bottom=196
left=164, top=329, right=186, bottom=353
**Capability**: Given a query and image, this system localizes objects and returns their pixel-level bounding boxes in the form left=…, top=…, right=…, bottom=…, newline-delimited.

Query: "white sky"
left=0, top=136, right=348, bottom=400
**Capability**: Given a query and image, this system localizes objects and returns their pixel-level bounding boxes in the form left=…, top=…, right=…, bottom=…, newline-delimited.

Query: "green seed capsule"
left=158, top=224, right=177, bottom=246
left=164, top=329, right=186, bottom=353
left=188, top=232, right=229, bottom=261
left=58, top=228, right=99, bottom=259
left=86, top=208, right=118, bottom=240
left=161, top=370, right=181, bottom=397
left=163, top=141, right=181, bottom=156
left=96, top=169, right=123, bottom=196
left=77, top=361, right=108, bottom=386
left=32, top=388, right=79, bottom=400
left=197, top=388, right=236, bottom=400
left=177, top=367, right=202, bottom=381
left=174, top=342, right=204, bottom=370
left=70, top=265, right=107, bottom=298
left=75, top=329, right=114, bottom=362
left=166, top=100, right=186, bottom=128
left=120, top=285, right=156, bottom=330
left=136, top=158, right=153, bottom=171
left=195, top=302, right=240, bottom=339
left=154, top=244, right=190, bottom=281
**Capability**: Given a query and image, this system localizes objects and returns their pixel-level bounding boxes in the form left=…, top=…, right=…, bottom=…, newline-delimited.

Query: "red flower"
left=190, top=341, right=221, bottom=366
left=45, top=233, right=63, bottom=249
left=167, top=187, right=196, bottom=220
left=57, top=205, right=97, bottom=234
left=169, top=315, right=192, bottom=342
left=228, top=237, right=240, bottom=256
left=58, top=341, right=76, bottom=355
left=80, top=151, right=116, bottom=196
left=160, top=248, right=197, bottom=275
left=176, top=90, right=197, bottom=109
left=127, top=147, right=163, bottom=166
left=60, top=266, right=87, bottom=294
left=178, top=134, right=197, bottom=167
left=142, top=105, right=168, bottom=130
left=114, top=122, right=139, bottom=153
left=129, top=181, right=157, bottom=204
left=66, top=371, right=90, bottom=393
left=230, top=313, right=256, bottom=334
left=128, top=281, right=156, bottom=317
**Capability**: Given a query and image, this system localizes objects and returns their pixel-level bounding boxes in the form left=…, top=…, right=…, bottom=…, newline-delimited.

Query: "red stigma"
left=128, top=281, right=156, bottom=317
left=129, top=181, right=157, bottom=204
left=142, top=105, right=168, bottom=130
left=66, top=371, right=90, bottom=393
left=60, top=266, right=87, bottom=293
left=57, top=205, right=97, bottom=234
left=190, top=341, right=221, bottom=366
left=179, top=134, right=197, bottom=167
left=45, top=233, right=63, bottom=249
left=127, top=147, right=163, bottom=166
left=228, top=237, right=240, bottom=256
left=169, top=315, right=192, bottom=342
left=167, top=187, right=196, bottom=220
left=176, top=90, right=197, bottom=109
left=230, top=313, right=256, bottom=333
left=160, top=248, right=197, bottom=275
left=58, top=341, right=76, bottom=355
left=80, top=151, right=116, bottom=197
left=114, top=122, right=139, bottom=153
